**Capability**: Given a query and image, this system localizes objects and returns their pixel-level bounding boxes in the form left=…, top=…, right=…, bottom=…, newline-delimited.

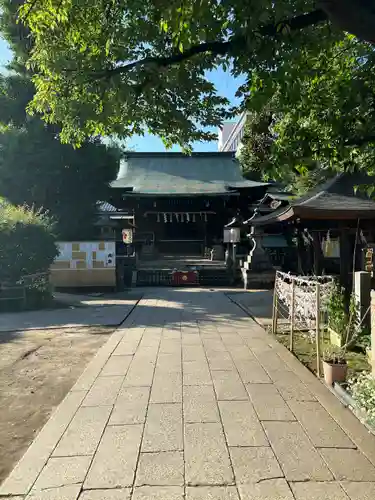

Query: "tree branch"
left=98, top=9, right=328, bottom=78
left=101, top=39, right=233, bottom=77
left=259, top=8, right=328, bottom=36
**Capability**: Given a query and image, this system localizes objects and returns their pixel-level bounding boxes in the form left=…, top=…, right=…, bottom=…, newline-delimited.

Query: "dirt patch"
left=0, top=326, right=113, bottom=483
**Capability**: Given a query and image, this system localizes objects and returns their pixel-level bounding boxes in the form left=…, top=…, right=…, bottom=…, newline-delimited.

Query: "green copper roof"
left=111, top=152, right=269, bottom=195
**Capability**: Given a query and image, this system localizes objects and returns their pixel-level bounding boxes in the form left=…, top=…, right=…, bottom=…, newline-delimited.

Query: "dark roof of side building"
left=251, top=172, right=375, bottom=225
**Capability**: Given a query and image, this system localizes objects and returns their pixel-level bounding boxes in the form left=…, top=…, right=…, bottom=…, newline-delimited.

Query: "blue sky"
left=0, top=39, right=244, bottom=152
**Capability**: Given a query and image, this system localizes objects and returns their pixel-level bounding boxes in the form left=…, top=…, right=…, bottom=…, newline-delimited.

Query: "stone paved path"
left=2, top=289, right=375, bottom=500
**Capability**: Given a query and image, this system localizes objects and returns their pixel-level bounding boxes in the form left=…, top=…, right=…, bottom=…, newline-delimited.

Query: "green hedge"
left=0, top=199, right=58, bottom=308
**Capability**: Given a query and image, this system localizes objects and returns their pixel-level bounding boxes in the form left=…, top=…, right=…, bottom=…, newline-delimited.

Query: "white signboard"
left=54, top=241, right=115, bottom=269
left=122, top=228, right=133, bottom=244
left=223, top=227, right=241, bottom=243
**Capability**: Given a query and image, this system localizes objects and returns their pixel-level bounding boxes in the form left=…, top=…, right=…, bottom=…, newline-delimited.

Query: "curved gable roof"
left=111, top=152, right=268, bottom=195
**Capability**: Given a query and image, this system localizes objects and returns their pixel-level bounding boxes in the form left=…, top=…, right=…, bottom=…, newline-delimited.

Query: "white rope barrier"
left=274, top=271, right=335, bottom=338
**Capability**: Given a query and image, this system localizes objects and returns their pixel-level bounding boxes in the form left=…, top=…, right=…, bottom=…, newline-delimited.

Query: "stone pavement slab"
left=219, top=333, right=245, bottom=346
left=109, top=386, right=150, bottom=425
left=122, top=359, right=155, bottom=387
left=290, top=482, right=348, bottom=500
left=3, top=289, right=375, bottom=500
left=142, top=403, right=183, bottom=452
left=211, top=370, right=248, bottom=401
left=84, top=424, right=143, bottom=488
left=235, top=360, right=271, bottom=384
left=100, top=355, right=133, bottom=376
left=182, top=345, right=206, bottom=362
left=269, top=369, right=317, bottom=401
left=27, top=484, right=82, bottom=499
left=79, top=489, right=131, bottom=500
left=52, top=405, right=111, bottom=457
left=246, top=383, right=295, bottom=421
left=136, top=451, right=184, bottom=486
left=252, top=351, right=290, bottom=372
left=263, top=421, right=333, bottom=481
left=112, top=339, right=140, bottom=356
left=287, top=400, right=355, bottom=448
left=319, top=448, right=375, bottom=481
left=341, top=482, right=375, bottom=500
left=150, top=372, right=182, bottom=403
left=184, top=422, right=234, bottom=486
left=183, top=360, right=212, bottom=385
left=159, top=339, right=182, bottom=353
left=186, top=486, right=239, bottom=499
left=33, top=456, right=91, bottom=490
left=206, top=351, right=234, bottom=371
left=238, top=479, right=294, bottom=500
left=219, top=401, right=268, bottom=447
left=183, top=385, right=220, bottom=423
left=230, top=447, right=283, bottom=484
left=132, top=486, right=184, bottom=500
left=155, top=353, right=182, bottom=373
left=81, top=375, right=123, bottom=407
left=182, top=335, right=201, bottom=345
left=226, top=344, right=255, bottom=361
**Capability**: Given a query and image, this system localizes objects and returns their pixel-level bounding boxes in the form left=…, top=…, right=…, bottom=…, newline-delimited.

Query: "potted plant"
left=322, top=345, right=348, bottom=386
left=327, top=284, right=358, bottom=347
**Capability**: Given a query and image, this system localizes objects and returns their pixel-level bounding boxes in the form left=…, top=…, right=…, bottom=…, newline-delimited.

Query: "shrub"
left=349, top=372, right=375, bottom=428
left=0, top=199, right=58, bottom=306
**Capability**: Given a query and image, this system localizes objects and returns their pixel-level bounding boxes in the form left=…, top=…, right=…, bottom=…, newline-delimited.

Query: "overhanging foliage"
left=1, top=0, right=374, bottom=149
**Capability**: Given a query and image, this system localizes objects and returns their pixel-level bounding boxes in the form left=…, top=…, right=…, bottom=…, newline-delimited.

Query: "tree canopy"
left=0, top=72, right=121, bottom=240
left=237, top=31, right=375, bottom=192
left=0, top=2, right=122, bottom=240
left=3, top=0, right=374, bottom=149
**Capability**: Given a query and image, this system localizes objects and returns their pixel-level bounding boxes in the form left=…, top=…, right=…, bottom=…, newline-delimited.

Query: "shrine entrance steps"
left=136, top=256, right=231, bottom=287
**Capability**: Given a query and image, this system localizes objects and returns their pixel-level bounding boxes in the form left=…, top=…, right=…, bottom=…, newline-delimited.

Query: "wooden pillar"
left=371, top=290, right=375, bottom=375
left=312, top=232, right=323, bottom=275
left=296, top=231, right=305, bottom=275
left=354, top=271, right=371, bottom=333
left=339, top=228, right=351, bottom=296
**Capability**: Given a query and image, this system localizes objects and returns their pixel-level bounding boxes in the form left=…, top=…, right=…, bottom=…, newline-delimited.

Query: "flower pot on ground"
left=322, top=359, right=348, bottom=386
left=322, top=346, right=348, bottom=386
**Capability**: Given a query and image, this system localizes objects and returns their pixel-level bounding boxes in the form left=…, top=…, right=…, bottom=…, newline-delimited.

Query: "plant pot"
left=322, top=360, right=348, bottom=386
